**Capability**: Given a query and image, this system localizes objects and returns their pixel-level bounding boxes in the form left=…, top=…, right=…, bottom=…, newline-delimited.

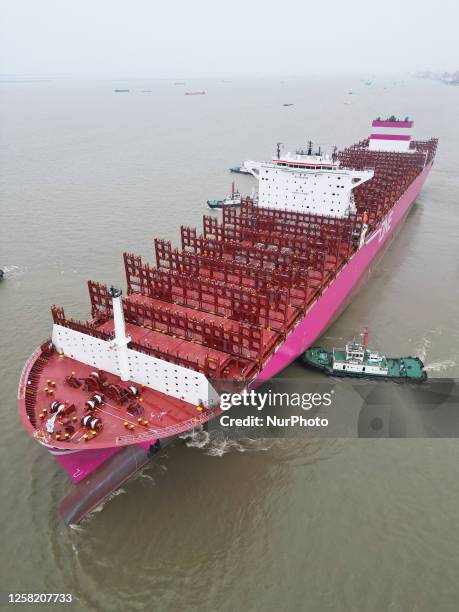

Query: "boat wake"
left=180, top=428, right=271, bottom=456
left=1, top=264, right=27, bottom=279
left=78, top=487, right=127, bottom=524
left=425, top=360, right=456, bottom=373
left=414, top=330, right=456, bottom=374
left=414, top=335, right=432, bottom=362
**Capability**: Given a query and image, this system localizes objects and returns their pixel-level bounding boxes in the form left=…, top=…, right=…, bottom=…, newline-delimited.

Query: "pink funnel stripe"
left=372, top=121, right=413, bottom=128
left=370, top=134, right=411, bottom=141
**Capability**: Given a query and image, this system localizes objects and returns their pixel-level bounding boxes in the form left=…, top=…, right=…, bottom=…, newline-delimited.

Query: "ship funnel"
left=369, top=118, right=413, bottom=152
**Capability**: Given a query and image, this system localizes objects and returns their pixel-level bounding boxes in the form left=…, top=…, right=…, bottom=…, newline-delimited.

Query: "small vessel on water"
left=207, top=182, right=242, bottom=209
left=230, top=161, right=261, bottom=177
left=301, top=328, right=427, bottom=382
left=230, top=164, right=252, bottom=175
left=114, top=89, right=130, bottom=93
left=185, top=90, right=206, bottom=95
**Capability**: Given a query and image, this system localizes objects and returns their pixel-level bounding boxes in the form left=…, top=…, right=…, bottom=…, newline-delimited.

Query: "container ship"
left=18, top=118, right=437, bottom=523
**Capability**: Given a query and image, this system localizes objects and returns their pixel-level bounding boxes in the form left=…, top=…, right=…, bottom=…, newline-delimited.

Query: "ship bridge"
left=259, top=145, right=374, bottom=218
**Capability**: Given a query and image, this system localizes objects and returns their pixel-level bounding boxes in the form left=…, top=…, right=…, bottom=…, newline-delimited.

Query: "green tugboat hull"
left=301, top=347, right=427, bottom=382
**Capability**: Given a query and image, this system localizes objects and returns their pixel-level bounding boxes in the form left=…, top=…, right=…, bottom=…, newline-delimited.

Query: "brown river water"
left=1, top=76, right=459, bottom=611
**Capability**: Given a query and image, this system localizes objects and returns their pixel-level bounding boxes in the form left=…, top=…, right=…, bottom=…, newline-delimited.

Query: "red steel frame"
left=51, top=137, right=438, bottom=384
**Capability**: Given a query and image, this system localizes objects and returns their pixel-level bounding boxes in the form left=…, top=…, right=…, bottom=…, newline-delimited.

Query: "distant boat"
left=230, top=164, right=252, bottom=175
left=229, top=161, right=261, bottom=177
left=185, top=90, right=206, bottom=95
left=207, top=182, right=242, bottom=209
left=142, top=90, right=152, bottom=93
left=283, top=103, right=294, bottom=107
left=114, top=89, right=129, bottom=93
left=174, top=82, right=185, bottom=85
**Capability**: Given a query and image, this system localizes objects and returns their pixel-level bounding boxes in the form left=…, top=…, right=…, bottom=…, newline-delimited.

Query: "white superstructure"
left=51, top=290, right=220, bottom=407
left=332, top=342, right=389, bottom=376
left=257, top=145, right=373, bottom=218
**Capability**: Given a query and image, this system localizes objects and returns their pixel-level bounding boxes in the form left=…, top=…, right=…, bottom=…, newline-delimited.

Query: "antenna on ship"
left=362, top=327, right=369, bottom=350
left=276, top=142, right=283, bottom=159
left=317, top=145, right=322, bottom=156
left=307, top=141, right=313, bottom=155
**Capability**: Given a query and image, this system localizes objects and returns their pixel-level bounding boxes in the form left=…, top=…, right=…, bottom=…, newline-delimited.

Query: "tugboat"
left=229, top=161, right=261, bottom=177
left=230, top=164, right=253, bottom=175
left=301, top=328, right=427, bottom=382
left=207, top=182, right=242, bottom=209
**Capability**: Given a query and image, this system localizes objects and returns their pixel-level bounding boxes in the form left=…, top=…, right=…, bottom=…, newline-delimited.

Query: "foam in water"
left=425, top=360, right=456, bottom=373
left=137, top=471, right=155, bottom=482
left=1, top=264, right=27, bottom=279
left=413, top=330, right=457, bottom=374
left=81, top=488, right=127, bottom=523
left=180, top=428, right=270, bottom=457
left=414, top=335, right=432, bottom=362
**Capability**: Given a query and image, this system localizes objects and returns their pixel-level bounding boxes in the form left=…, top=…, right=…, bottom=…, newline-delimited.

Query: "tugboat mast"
left=362, top=327, right=369, bottom=349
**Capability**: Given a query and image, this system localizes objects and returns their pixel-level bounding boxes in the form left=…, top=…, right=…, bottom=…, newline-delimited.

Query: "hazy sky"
left=1, top=0, right=458, bottom=78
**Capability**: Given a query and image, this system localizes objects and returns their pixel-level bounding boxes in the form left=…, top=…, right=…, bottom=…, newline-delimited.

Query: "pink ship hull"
left=54, top=161, right=432, bottom=483
left=256, top=160, right=433, bottom=382
left=51, top=440, right=153, bottom=483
